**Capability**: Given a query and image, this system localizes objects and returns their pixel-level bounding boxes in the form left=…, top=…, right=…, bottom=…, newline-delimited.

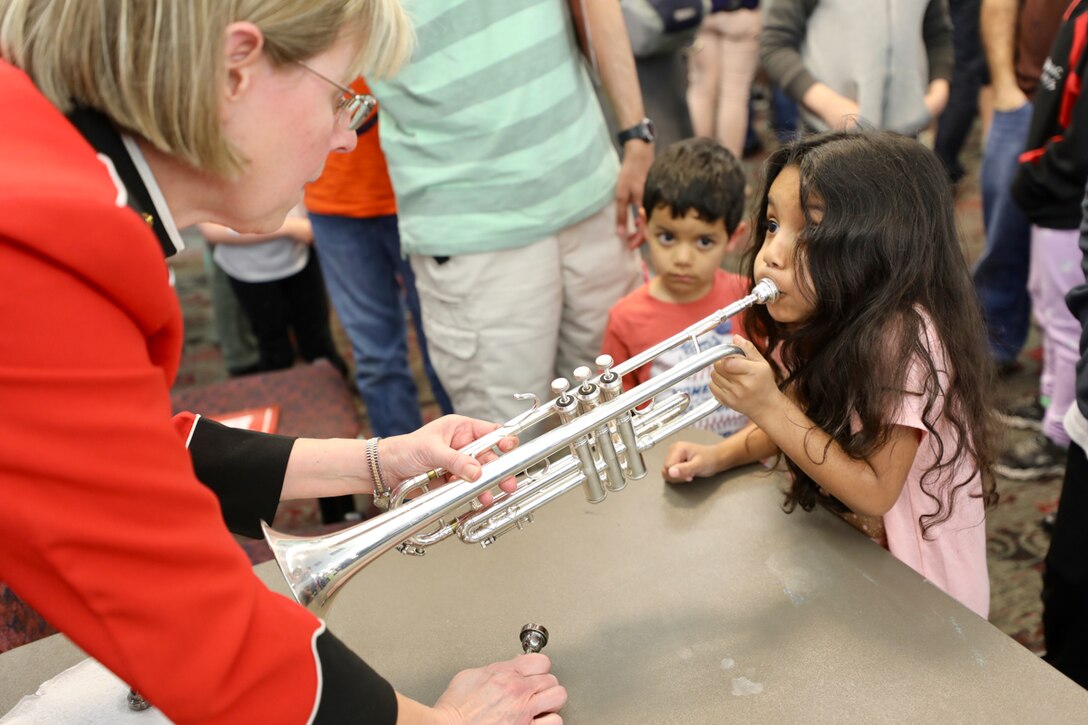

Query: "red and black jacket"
left=1013, top=0, right=1088, bottom=230
left=0, top=60, right=395, bottom=723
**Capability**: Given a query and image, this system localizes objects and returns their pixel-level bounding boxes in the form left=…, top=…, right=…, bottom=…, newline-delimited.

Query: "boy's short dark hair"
left=642, top=137, right=746, bottom=234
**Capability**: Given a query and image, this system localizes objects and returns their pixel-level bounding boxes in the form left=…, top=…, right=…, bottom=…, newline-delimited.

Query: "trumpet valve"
left=573, top=366, right=601, bottom=416
left=595, top=354, right=619, bottom=386
left=573, top=365, right=595, bottom=395
left=596, top=359, right=623, bottom=403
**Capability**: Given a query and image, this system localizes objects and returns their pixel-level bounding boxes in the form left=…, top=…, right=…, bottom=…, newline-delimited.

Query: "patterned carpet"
left=0, top=130, right=1062, bottom=659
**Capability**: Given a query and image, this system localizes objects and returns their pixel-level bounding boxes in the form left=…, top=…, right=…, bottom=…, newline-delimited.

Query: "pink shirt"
left=882, top=313, right=989, bottom=618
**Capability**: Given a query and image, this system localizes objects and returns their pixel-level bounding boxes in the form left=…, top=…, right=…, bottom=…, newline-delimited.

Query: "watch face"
left=643, top=118, right=656, bottom=142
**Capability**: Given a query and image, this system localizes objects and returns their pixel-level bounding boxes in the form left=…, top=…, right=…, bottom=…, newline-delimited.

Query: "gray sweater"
left=761, top=0, right=953, bottom=134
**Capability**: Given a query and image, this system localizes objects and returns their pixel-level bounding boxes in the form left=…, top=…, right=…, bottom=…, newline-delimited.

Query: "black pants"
left=934, top=0, right=988, bottom=183
left=227, top=251, right=348, bottom=378
left=1042, top=443, right=1088, bottom=688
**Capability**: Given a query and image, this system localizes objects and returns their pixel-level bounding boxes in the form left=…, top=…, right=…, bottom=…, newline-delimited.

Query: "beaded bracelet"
left=365, top=437, right=388, bottom=501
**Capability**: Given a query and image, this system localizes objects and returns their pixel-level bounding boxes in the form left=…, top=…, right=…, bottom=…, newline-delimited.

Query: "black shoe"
left=228, top=362, right=260, bottom=377
left=993, top=433, right=1067, bottom=481
left=996, top=396, right=1045, bottom=432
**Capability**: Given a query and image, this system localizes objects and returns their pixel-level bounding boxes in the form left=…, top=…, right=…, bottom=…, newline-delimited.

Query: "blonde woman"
left=0, top=1, right=565, bottom=723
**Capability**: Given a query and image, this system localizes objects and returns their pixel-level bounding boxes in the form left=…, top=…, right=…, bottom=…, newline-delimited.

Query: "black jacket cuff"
left=314, top=629, right=398, bottom=724
left=188, top=417, right=296, bottom=538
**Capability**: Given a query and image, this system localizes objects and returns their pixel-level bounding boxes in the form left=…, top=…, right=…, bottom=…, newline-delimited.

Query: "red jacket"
left=0, top=61, right=393, bottom=723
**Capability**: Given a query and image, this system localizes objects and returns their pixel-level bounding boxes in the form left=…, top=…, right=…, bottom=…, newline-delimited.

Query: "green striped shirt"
left=370, top=0, right=619, bottom=256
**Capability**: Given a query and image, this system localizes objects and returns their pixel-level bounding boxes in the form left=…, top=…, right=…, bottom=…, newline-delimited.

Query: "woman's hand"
left=425, top=654, right=566, bottom=725
left=661, top=441, right=723, bottom=483
left=380, top=416, right=519, bottom=504
left=709, top=336, right=784, bottom=422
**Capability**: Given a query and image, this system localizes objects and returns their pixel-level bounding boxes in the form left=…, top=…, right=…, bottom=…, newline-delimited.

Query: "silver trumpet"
left=263, top=278, right=778, bottom=617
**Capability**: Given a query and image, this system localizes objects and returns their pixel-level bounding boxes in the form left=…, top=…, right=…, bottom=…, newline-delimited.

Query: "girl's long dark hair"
left=744, top=131, right=997, bottom=536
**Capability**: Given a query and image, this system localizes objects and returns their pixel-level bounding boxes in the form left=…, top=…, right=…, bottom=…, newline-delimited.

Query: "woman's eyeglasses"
left=297, top=62, right=376, bottom=132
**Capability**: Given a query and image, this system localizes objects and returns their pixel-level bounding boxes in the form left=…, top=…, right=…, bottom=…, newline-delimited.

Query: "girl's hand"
left=381, top=416, right=519, bottom=505
left=661, top=441, right=722, bottom=483
left=710, top=336, right=784, bottom=421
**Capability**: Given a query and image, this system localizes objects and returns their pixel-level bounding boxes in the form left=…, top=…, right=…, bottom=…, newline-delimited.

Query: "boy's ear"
left=726, top=220, right=749, bottom=254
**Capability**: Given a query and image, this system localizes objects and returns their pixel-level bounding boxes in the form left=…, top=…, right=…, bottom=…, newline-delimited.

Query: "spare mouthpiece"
left=520, top=623, right=549, bottom=654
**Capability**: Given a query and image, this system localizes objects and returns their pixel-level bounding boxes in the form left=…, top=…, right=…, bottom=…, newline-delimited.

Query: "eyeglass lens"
left=339, top=94, right=376, bottom=131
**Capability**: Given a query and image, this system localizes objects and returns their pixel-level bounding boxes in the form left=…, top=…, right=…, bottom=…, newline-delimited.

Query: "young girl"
left=663, top=131, right=997, bottom=618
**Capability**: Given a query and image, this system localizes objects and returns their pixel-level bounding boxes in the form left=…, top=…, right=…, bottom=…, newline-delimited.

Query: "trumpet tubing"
left=263, top=279, right=778, bottom=616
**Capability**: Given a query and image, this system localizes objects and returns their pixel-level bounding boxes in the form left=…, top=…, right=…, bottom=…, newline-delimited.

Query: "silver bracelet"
left=366, top=437, right=388, bottom=503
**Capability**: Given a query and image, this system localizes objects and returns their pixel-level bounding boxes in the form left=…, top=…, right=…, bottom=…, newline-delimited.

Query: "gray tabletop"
left=3, top=428, right=1086, bottom=722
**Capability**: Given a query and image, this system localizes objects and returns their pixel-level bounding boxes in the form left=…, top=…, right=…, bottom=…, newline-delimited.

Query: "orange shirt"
left=303, top=78, right=397, bottom=218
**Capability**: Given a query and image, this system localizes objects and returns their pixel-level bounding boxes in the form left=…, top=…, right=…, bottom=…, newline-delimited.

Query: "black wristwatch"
left=617, top=117, right=656, bottom=146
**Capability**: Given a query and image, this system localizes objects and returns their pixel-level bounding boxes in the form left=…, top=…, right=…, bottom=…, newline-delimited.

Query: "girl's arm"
left=711, top=338, right=920, bottom=517
left=662, top=421, right=779, bottom=483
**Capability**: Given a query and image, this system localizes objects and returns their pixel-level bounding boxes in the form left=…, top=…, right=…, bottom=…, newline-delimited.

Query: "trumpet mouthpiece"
left=520, top=623, right=549, bottom=654
left=752, top=278, right=779, bottom=304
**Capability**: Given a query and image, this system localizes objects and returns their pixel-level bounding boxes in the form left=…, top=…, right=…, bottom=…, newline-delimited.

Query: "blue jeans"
left=974, top=102, right=1034, bottom=365
left=309, top=213, right=452, bottom=437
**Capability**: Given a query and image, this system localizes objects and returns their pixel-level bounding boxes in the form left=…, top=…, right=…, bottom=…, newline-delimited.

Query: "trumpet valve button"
left=573, top=365, right=594, bottom=393
left=550, top=377, right=571, bottom=399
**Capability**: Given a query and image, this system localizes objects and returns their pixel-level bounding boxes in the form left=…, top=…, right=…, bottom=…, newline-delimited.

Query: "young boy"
left=601, top=137, right=750, bottom=436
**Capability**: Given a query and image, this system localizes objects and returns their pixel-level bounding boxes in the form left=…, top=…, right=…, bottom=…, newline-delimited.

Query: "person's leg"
left=687, top=24, right=722, bottom=139
left=1027, top=227, right=1055, bottom=417
left=309, top=213, right=425, bottom=438
left=635, top=51, right=694, bottom=150
left=555, top=204, right=644, bottom=379
left=973, top=102, right=1034, bottom=366
left=226, top=274, right=296, bottom=372
left=1031, top=227, right=1085, bottom=447
left=770, top=84, right=800, bottom=143
left=712, top=9, right=761, bottom=159
left=410, top=239, right=564, bottom=424
left=203, top=245, right=259, bottom=376
left=397, top=248, right=454, bottom=416
left=280, top=250, right=349, bottom=378
left=1042, top=442, right=1088, bottom=688
left=934, top=0, right=985, bottom=183
left=998, top=226, right=1080, bottom=480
